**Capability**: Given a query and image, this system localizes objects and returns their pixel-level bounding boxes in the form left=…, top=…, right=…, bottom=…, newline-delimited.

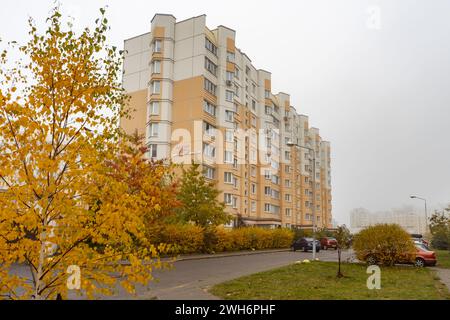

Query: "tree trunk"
left=337, top=248, right=343, bottom=278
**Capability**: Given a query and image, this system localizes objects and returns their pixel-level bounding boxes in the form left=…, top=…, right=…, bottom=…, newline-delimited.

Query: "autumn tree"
left=106, top=131, right=179, bottom=244
left=175, top=163, right=231, bottom=228
left=429, top=207, right=450, bottom=250
left=0, top=7, right=171, bottom=300
left=334, top=225, right=351, bottom=278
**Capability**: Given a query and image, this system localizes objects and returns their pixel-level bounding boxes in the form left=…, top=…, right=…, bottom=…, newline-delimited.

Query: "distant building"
left=350, top=207, right=427, bottom=235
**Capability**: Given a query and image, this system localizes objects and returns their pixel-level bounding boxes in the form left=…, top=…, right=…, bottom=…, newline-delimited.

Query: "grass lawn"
left=210, top=262, right=450, bottom=300
left=435, top=250, right=450, bottom=269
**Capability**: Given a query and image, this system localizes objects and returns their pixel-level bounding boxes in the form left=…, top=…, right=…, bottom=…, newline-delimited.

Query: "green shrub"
left=431, top=229, right=449, bottom=250
left=353, top=224, right=415, bottom=266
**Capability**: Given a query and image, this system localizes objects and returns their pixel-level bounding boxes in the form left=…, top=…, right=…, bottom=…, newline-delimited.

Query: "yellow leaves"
left=0, top=6, right=173, bottom=300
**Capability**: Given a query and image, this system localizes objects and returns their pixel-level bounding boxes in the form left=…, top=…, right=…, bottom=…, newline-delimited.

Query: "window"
left=225, top=90, right=234, bottom=102
left=152, top=60, right=161, bottom=74
left=205, top=57, right=217, bottom=76
left=152, top=81, right=161, bottom=94
left=203, top=122, right=216, bottom=136
left=252, top=84, right=256, bottom=94
left=264, top=170, right=271, bottom=180
left=234, top=67, right=239, bottom=79
left=285, top=179, right=291, bottom=188
left=203, top=143, right=215, bottom=158
left=265, top=90, right=270, bottom=98
left=205, top=37, right=218, bottom=55
left=285, top=165, right=291, bottom=174
left=203, top=100, right=216, bottom=117
left=232, top=197, right=238, bottom=208
left=224, top=193, right=233, bottom=205
left=264, top=203, right=271, bottom=212
left=204, top=166, right=215, bottom=179
left=265, top=105, right=272, bottom=115
left=224, top=172, right=233, bottom=184
left=204, top=78, right=217, bottom=96
left=153, top=40, right=162, bottom=53
left=225, top=110, right=234, bottom=122
left=224, top=151, right=233, bottom=163
left=252, top=100, right=256, bottom=111
left=246, top=66, right=250, bottom=76
left=149, top=144, right=157, bottom=158
left=226, top=51, right=235, bottom=62
left=272, top=175, right=280, bottom=185
left=285, top=151, right=291, bottom=160
left=250, top=149, right=257, bottom=162
left=264, top=186, right=271, bottom=196
left=225, top=130, right=234, bottom=142
left=233, top=158, right=238, bottom=168
left=285, top=194, right=292, bottom=202
left=233, top=176, right=238, bottom=188
left=226, top=71, right=234, bottom=81
left=149, top=101, right=159, bottom=115
left=251, top=183, right=256, bottom=194
left=285, top=208, right=292, bottom=217
left=149, top=123, right=159, bottom=137
left=272, top=190, right=280, bottom=199
left=251, top=201, right=256, bottom=212
left=251, top=116, right=256, bottom=127
left=250, top=166, right=256, bottom=177
left=234, top=84, right=240, bottom=97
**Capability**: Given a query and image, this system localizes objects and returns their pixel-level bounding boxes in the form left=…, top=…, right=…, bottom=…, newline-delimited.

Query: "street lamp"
left=410, top=195, right=428, bottom=233
left=287, top=141, right=318, bottom=260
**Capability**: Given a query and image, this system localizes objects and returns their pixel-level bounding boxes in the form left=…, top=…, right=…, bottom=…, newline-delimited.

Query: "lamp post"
left=287, top=141, right=318, bottom=260
left=410, top=195, right=428, bottom=233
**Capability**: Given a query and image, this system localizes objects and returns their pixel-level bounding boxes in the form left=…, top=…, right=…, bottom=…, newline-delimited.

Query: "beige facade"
left=121, top=14, right=333, bottom=229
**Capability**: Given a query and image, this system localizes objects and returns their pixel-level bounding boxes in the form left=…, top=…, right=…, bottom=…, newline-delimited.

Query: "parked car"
left=364, top=243, right=437, bottom=267
left=320, top=237, right=338, bottom=250
left=292, top=238, right=321, bottom=252
left=411, top=234, right=429, bottom=247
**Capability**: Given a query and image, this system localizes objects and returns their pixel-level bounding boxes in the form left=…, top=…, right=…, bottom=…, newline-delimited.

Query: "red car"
left=415, top=243, right=437, bottom=267
left=365, top=243, right=437, bottom=267
left=320, top=237, right=338, bottom=250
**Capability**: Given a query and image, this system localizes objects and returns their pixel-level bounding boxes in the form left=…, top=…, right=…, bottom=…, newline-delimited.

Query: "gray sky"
left=1, top=0, right=449, bottom=225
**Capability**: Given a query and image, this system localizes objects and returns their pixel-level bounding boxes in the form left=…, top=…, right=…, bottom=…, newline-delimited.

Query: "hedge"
left=156, top=225, right=295, bottom=254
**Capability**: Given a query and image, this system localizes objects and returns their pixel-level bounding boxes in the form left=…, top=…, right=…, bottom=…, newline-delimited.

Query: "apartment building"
left=350, top=207, right=428, bottom=234
left=120, top=14, right=332, bottom=229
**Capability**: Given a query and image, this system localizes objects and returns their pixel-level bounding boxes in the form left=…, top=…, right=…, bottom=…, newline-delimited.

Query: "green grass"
left=210, top=262, right=450, bottom=300
left=435, top=250, right=450, bottom=269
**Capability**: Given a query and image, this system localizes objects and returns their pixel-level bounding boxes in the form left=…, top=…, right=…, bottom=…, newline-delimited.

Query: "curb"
left=171, top=248, right=291, bottom=262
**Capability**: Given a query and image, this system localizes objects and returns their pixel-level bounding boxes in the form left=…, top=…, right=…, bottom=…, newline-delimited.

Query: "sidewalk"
left=431, top=267, right=450, bottom=292
left=173, top=248, right=290, bottom=262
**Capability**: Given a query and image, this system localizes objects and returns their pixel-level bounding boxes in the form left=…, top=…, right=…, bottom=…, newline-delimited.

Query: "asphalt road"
left=142, top=249, right=354, bottom=300
left=8, top=249, right=354, bottom=300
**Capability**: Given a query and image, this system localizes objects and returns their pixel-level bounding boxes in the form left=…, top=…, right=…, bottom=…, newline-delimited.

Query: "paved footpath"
left=134, top=249, right=353, bottom=300
left=431, top=267, right=450, bottom=292
left=9, top=249, right=353, bottom=300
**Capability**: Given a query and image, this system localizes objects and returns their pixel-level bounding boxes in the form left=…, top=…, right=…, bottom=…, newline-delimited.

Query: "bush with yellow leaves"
left=353, top=224, right=415, bottom=266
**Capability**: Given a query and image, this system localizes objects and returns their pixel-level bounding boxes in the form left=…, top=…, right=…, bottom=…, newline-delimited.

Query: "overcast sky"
left=1, top=0, right=449, bottom=225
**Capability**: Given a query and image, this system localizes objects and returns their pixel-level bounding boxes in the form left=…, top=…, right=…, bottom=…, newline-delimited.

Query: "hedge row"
left=157, top=224, right=295, bottom=254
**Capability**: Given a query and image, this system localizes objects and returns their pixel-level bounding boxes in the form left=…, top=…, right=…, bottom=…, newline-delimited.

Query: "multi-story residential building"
left=120, top=14, right=332, bottom=229
left=350, top=207, right=428, bottom=234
